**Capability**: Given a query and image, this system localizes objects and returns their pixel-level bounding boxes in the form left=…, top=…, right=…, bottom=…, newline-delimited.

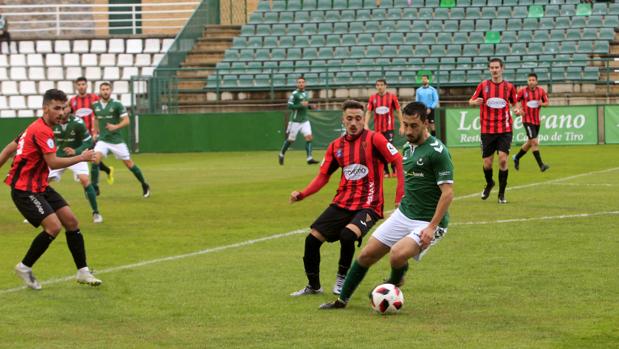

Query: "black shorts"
left=311, top=204, right=380, bottom=243
left=11, top=187, right=68, bottom=227
left=523, top=123, right=540, bottom=140
left=481, top=133, right=512, bottom=158
left=381, top=130, right=394, bottom=143
left=427, top=108, right=435, bottom=124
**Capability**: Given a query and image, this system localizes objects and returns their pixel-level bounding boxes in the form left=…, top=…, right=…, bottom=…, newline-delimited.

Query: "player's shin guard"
left=129, top=165, right=147, bottom=185
left=498, top=169, right=508, bottom=195
left=387, top=263, right=408, bottom=286
left=305, top=141, right=313, bottom=159
left=303, top=234, right=323, bottom=290
left=91, top=163, right=100, bottom=187
left=66, top=230, right=87, bottom=269
left=533, top=151, right=544, bottom=167
left=22, top=232, right=55, bottom=267
left=338, top=228, right=357, bottom=276
left=483, top=167, right=493, bottom=184
left=84, top=184, right=99, bottom=213
left=339, top=261, right=369, bottom=302
left=98, top=161, right=111, bottom=175
left=280, top=140, right=292, bottom=155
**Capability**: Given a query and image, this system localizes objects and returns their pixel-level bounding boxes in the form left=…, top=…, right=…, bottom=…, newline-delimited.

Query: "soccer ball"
left=369, top=283, right=404, bottom=314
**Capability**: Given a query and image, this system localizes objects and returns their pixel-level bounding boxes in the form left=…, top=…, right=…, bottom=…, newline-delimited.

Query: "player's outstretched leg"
left=481, top=167, right=495, bottom=200
left=90, top=163, right=100, bottom=196
left=306, top=141, right=319, bottom=164
left=291, top=234, right=323, bottom=296
left=279, top=140, right=292, bottom=165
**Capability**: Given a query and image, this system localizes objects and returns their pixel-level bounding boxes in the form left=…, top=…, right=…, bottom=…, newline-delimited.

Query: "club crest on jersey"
left=343, top=164, right=369, bottom=180
left=486, top=97, right=507, bottom=109
left=46, top=138, right=55, bottom=149
left=336, top=149, right=343, bottom=158
left=416, top=158, right=424, bottom=166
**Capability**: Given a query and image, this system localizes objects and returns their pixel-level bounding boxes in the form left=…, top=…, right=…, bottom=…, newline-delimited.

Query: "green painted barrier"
left=604, top=105, right=619, bottom=144
left=446, top=106, right=598, bottom=147
left=0, top=118, right=37, bottom=146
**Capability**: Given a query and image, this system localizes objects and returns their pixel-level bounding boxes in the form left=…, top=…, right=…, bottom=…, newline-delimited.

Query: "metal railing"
left=0, top=2, right=199, bottom=36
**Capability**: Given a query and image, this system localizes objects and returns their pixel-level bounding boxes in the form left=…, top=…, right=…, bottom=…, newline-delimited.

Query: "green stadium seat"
left=402, top=6, right=416, bottom=19
left=263, top=60, right=278, bottom=71
left=593, top=41, right=609, bottom=54
left=599, top=28, right=614, bottom=41
left=303, top=47, right=319, bottom=59
left=303, top=23, right=317, bottom=35
left=460, top=20, right=474, bottom=32
left=341, top=9, right=355, bottom=19
left=472, top=56, right=487, bottom=69
left=479, top=44, right=494, bottom=56
left=303, top=0, right=317, bottom=9
left=418, top=8, right=433, bottom=19
left=456, top=0, right=470, bottom=6
left=497, top=7, right=512, bottom=18
left=610, top=3, right=619, bottom=15
left=495, top=43, right=510, bottom=56
left=431, top=45, right=446, bottom=57
left=422, top=32, right=438, bottom=44
left=326, top=35, right=340, bottom=46
left=544, top=42, right=559, bottom=54
left=533, top=30, right=550, bottom=42
left=318, top=23, right=332, bottom=34
left=466, top=7, right=481, bottom=19
left=239, top=49, right=254, bottom=60
left=565, top=66, right=581, bottom=80
left=481, top=7, right=496, bottom=18
left=446, top=44, right=461, bottom=56
left=450, top=7, right=464, bottom=19
left=485, top=31, right=501, bottom=44
left=426, top=0, right=440, bottom=7
left=507, top=18, right=522, bottom=31
left=411, top=20, right=426, bottom=32
left=444, top=20, right=459, bottom=32
left=513, top=6, right=528, bottom=18
left=437, top=32, right=453, bottom=44
left=255, top=24, right=270, bottom=36
left=374, top=32, right=389, bottom=44
left=435, top=8, right=450, bottom=20
left=310, top=35, right=325, bottom=47
left=263, top=12, right=278, bottom=23
left=555, top=17, right=570, bottom=29
left=560, top=42, right=576, bottom=54
left=349, top=22, right=364, bottom=33
left=545, top=5, right=560, bottom=17
left=415, top=45, right=431, bottom=57
left=450, top=70, right=466, bottom=84
left=332, top=0, right=346, bottom=8
left=356, top=9, right=371, bottom=20
left=463, top=44, right=478, bottom=56
left=428, top=21, right=443, bottom=32
left=325, top=10, right=340, bottom=21
left=559, top=5, right=575, bottom=16
left=233, top=36, right=248, bottom=48
left=587, top=16, right=603, bottom=27
left=395, top=20, right=412, bottom=32
left=519, top=31, right=533, bottom=42
left=442, top=57, right=456, bottom=69
left=294, top=36, right=310, bottom=47
left=583, top=67, right=598, bottom=81
left=223, top=49, right=239, bottom=61
left=566, top=29, right=581, bottom=41
left=357, top=33, right=372, bottom=44
left=456, top=56, right=472, bottom=69
left=270, top=48, right=285, bottom=60
left=386, top=8, right=402, bottom=20
left=366, top=45, right=383, bottom=58
left=522, top=17, right=538, bottom=30
left=280, top=12, right=294, bottom=22
left=491, top=19, right=506, bottom=31
left=440, top=0, right=456, bottom=8
left=308, top=11, right=325, bottom=22
left=528, top=5, right=544, bottom=18
left=603, top=16, right=618, bottom=27
left=277, top=36, right=292, bottom=48
left=365, top=21, right=380, bottom=32
left=348, top=0, right=364, bottom=9
left=550, top=29, right=564, bottom=41
left=528, top=42, right=543, bottom=55
left=247, top=61, right=263, bottom=74
left=577, top=41, right=594, bottom=54
left=502, top=31, right=517, bottom=43
left=272, top=24, right=286, bottom=34
left=342, top=34, right=357, bottom=45
left=222, top=75, right=237, bottom=88
left=350, top=46, right=365, bottom=58
left=279, top=61, right=294, bottom=73
left=286, top=23, right=301, bottom=35
left=318, top=47, right=335, bottom=59
left=334, top=46, right=349, bottom=58
left=511, top=43, right=526, bottom=55
left=540, top=18, right=554, bottom=30
left=255, top=49, right=270, bottom=60
left=389, top=33, right=405, bottom=45
left=576, top=3, right=592, bottom=16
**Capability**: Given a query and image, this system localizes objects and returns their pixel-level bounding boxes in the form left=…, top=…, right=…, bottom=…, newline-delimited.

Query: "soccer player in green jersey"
left=48, top=104, right=103, bottom=223
left=320, top=101, right=455, bottom=309
left=92, top=82, right=150, bottom=198
left=278, top=76, right=319, bottom=166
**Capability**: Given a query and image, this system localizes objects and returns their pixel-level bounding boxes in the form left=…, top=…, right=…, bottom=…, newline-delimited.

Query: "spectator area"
left=206, top=0, right=617, bottom=90
left=0, top=38, right=174, bottom=117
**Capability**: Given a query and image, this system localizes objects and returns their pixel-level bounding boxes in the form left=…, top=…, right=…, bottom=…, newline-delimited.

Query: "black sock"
left=303, top=234, right=323, bottom=290
left=66, top=230, right=87, bottom=269
left=22, top=232, right=55, bottom=267
left=484, top=168, right=493, bottom=184
left=498, top=169, right=508, bottom=196
left=98, top=162, right=111, bottom=175
left=338, top=227, right=357, bottom=276
left=516, top=148, right=527, bottom=160
left=532, top=151, right=544, bottom=167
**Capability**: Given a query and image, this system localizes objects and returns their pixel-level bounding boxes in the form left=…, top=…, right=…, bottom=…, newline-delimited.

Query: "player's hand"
left=105, top=123, right=116, bottom=131
left=290, top=191, right=303, bottom=203
left=63, top=147, right=76, bottom=156
left=301, top=101, right=309, bottom=107
left=419, top=225, right=436, bottom=250
left=471, top=98, right=483, bottom=106
left=80, top=149, right=96, bottom=162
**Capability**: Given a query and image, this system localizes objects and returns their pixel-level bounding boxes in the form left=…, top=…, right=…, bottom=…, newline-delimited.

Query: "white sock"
left=18, top=262, right=30, bottom=270
left=78, top=266, right=90, bottom=273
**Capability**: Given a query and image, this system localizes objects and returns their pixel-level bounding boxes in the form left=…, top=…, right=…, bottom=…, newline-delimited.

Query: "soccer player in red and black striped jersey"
left=71, top=76, right=113, bottom=190
left=289, top=100, right=404, bottom=297
left=469, top=58, right=520, bottom=204
left=513, top=73, right=550, bottom=172
left=365, top=79, right=403, bottom=177
left=0, top=89, right=102, bottom=290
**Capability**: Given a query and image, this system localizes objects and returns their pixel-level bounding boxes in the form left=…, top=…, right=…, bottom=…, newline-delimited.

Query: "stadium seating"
left=207, top=0, right=615, bottom=91
left=0, top=38, right=173, bottom=118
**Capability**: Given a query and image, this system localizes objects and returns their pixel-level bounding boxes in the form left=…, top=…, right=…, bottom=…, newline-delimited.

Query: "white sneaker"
left=93, top=213, right=103, bottom=224
left=76, top=269, right=102, bottom=286
left=15, top=263, right=42, bottom=290
left=290, top=285, right=323, bottom=296
left=332, top=274, right=346, bottom=295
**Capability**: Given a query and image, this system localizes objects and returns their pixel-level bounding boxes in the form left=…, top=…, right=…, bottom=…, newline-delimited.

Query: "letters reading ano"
left=457, top=111, right=588, bottom=131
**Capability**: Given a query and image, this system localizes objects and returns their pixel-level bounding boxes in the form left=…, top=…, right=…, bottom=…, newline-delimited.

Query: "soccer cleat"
left=307, top=158, right=319, bottom=165
left=93, top=212, right=103, bottom=224
left=540, top=164, right=550, bottom=172
left=106, top=166, right=115, bottom=185
left=513, top=155, right=520, bottom=171
left=332, top=273, right=346, bottom=295
left=498, top=194, right=507, bottom=204
left=319, top=299, right=347, bottom=310
left=383, top=276, right=405, bottom=288
left=278, top=154, right=284, bottom=166
left=76, top=269, right=102, bottom=286
left=290, top=285, right=323, bottom=296
left=15, top=263, right=42, bottom=290
left=481, top=180, right=495, bottom=200
left=142, top=183, right=151, bottom=198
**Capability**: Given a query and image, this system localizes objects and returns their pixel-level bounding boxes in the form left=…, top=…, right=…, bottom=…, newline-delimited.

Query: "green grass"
left=1, top=145, right=618, bottom=348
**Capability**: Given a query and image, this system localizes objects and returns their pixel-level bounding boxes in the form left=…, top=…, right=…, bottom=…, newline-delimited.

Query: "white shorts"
left=94, top=141, right=131, bottom=160
left=48, top=162, right=89, bottom=182
left=286, top=121, right=312, bottom=141
left=371, top=208, right=447, bottom=261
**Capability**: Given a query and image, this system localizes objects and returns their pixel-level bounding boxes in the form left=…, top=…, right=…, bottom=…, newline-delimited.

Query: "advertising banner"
left=604, top=105, right=619, bottom=144
left=445, top=106, right=598, bottom=147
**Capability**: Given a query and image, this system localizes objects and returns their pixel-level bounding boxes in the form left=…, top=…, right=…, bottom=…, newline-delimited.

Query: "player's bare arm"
left=44, top=149, right=95, bottom=169
left=469, top=97, right=483, bottom=106
left=397, top=109, right=404, bottom=135
left=419, top=183, right=453, bottom=249
left=106, top=114, right=129, bottom=131
left=290, top=172, right=330, bottom=204
left=364, top=110, right=372, bottom=129
left=0, top=140, right=18, bottom=168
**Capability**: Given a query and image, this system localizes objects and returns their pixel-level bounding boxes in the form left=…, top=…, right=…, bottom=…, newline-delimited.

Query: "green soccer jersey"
left=53, top=116, right=92, bottom=157
left=287, top=89, right=310, bottom=123
left=399, top=136, right=454, bottom=228
left=93, top=98, right=128, bottom=144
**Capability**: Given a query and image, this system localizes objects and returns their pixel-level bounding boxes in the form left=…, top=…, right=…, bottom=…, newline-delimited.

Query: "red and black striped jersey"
left=320, top=129, right=401, bottom=217
left=367, top=92, right=400, bottom=133
left=471, top=80, right=517, bottom=134
left=516, top=86, right=548, bottom=125
left=70, top=93, right=99, bottom=135
left=5, top=118, right=56, bottom=193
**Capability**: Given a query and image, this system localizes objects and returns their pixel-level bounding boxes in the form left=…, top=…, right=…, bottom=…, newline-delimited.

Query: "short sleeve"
left=319, top=142, right=340, bottom=176
left=541, top=89, right=548, bottom=103
left=373, top=132, right=400, bottom=164
left=366, top=96, right=375, bottom=111
left=34, top=126, right=56, bottom=154
left=432, top=145, right=454, bottom=185
left=516, top=88, right=524, bottom=102
left=508, top=84, right=518, bottom=104
left=392, top=95, right=401, bottom=110
left=118, top=102, right=128, bottom=117
left=471, top=82, right=484, bottom=100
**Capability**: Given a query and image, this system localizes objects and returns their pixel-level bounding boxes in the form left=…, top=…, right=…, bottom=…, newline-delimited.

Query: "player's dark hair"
left=99, top=82, right=112, bottom=88
left=421, top=74, right=429, bottom=79
left=297, top=76, right=305, bottom=81
left=43, top=89, right=68, bottom=105
left=75, top=76, right=87, bottom=83
left=528, top=73, right=538, bottom=79
left=402, top=101, right=427, bottom=122
left=488, top=58, right=504, bottom=68
left=342, top=100, right=365, bottom=111
left=376, top=79, right=387, bottom=85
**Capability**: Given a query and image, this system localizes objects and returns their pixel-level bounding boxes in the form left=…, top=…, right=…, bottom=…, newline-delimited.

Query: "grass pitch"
left=1, top=145, right=618, bottom=348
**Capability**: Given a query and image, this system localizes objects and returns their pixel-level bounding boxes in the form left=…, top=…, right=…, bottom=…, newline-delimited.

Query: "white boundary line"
left=2, top=166, right=619, bottom=295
